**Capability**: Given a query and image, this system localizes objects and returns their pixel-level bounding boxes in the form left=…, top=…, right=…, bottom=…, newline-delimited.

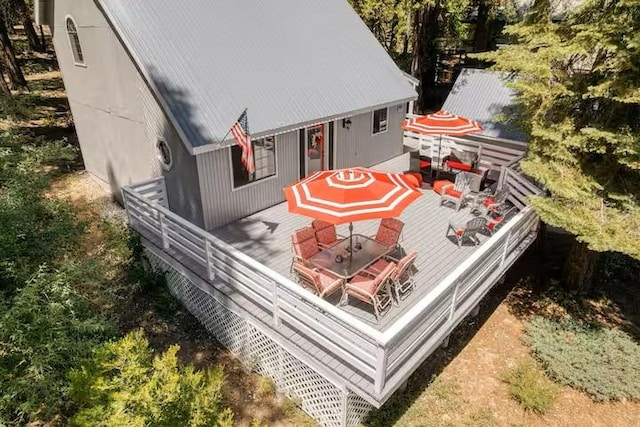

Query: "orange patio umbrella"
left=403, top=110, right=483, bottom=177
left=284, top=167, right=422, bottom=249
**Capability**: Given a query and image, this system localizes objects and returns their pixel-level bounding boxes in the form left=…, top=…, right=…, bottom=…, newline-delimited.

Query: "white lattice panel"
left=143, top=248, right=373, bottom=427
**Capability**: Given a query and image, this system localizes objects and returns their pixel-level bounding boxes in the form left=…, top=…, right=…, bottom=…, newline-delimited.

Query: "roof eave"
left=191, top=95, right=418, bottom=155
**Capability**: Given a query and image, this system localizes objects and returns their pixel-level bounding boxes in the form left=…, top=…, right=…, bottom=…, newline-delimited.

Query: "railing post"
left=374, top=344, right=388, bottom=396
left=271, top=280, right=280, bottom=327
left=498, top=166, right=507, bottom=189
left=205, top=240, right=215, bottom=281
left=449, top=281, right=460, bottom=321
left=500, top=230, right=512, bottom=267
left=159, top=212, right=169, bottom=249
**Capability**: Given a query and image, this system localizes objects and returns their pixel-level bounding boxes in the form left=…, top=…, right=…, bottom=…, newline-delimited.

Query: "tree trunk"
left=473, top=1, right=490, bottom=52
left=0, top=64, right=11, bottom=96
left=14, top=0, right=45, bottom=52
left=562, top=239, right=599, bottom=293
left=411, top=2, right=441, bottom=111
left=0, top=15, right=27, bottom=89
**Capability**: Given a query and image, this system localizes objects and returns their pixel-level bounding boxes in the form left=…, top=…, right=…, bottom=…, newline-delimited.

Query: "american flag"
left=230, top=109, right=255, bottom=174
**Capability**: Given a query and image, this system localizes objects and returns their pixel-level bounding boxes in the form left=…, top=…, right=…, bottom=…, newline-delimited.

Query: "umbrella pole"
left=349, top=222, right=353, bottom=253
left=436, top=134, right=443, bottom=179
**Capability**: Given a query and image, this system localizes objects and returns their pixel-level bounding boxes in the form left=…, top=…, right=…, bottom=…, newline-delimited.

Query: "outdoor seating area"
left=211, top=181, right=517, bottom=328
left=291, top=218, right=417, bottom=322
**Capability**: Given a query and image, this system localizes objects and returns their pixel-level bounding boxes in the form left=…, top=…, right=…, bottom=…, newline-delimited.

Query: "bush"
left=525, top=316, right=640, bottom=401
left=503, top=359, right=560, bottom=413
left=0, top=268, right=115, bottom=424
left=70, top=330, right=233, bottom=427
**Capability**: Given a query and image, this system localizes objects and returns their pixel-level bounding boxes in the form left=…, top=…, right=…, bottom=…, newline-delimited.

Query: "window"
left=231, top=136, right=276, bottom=188
left=66, top=16, right=84, bottom=65
left=156, top=138, right=173, bottom=171
left=372, top=107, right=388, bottom=135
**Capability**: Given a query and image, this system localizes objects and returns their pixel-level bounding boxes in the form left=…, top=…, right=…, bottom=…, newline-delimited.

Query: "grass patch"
left=525, top=316, right=640, bottom=401
left=503, top=359, right=560, bottom=414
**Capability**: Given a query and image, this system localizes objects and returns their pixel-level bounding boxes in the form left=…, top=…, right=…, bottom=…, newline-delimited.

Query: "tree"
left=410, top=0, right=469, bottom=111
left=11, top=0, right=46, bottom=52
left=0, top=12, right=27, bottom=89
left=0, top=60, right=10, bottom=94
left=476, top=0, right=640, bottom=290
left=70, top=330, right=234, bottom=427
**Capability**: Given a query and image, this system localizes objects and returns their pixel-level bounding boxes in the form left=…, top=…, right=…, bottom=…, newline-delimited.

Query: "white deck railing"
left=123, top=158, right=542, bottom=403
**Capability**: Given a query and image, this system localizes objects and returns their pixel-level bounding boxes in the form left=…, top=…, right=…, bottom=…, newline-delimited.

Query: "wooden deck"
left=211, top=189, right=491, bottom=331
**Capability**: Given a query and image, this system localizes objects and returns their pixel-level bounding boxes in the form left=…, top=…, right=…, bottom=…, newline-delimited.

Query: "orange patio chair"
left=367, top=251, right=418, bottom=301
left=291, top=260, right=344, bottom=299
left=344, top=263, right=395, bottom=322
left=312, top=219, right=343, bottom=249
left=374, top=218, right=404, bottom=252
left=291, top=226, right=320, bottom=272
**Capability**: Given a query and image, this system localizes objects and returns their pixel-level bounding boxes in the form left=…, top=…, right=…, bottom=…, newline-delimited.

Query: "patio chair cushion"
left=446, top=160, right=472, bottom=172
left=486, top=216, right=504, bottom=230
left=316, top=271, right=343, bottom=295
left=403, top=172, right=422, bottom=187
left=419, top=160, right=431, bottom=169
left=292, top=227, right=320, bottom=259
left=348, top=275, right=377, bottom=296
left=444, top=187, right=462, bottom=198
left=312, top=220, right=338, bottom=247
left=375, top=218, right=404, bottom=247
left=433, top=179, right=452, bottom=195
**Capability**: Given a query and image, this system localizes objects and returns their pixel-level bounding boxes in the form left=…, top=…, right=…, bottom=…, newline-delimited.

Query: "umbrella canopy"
left=403, top=110, right=483, bottom=136
left=283, top=167, right=422, bottom=225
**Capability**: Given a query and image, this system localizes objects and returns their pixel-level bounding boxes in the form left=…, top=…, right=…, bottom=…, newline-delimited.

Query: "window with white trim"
left=372, top=107, right=388, bottom=134
left=66, top=17, right=84, bottom=65
left=231, top=136, right=276, bottom=188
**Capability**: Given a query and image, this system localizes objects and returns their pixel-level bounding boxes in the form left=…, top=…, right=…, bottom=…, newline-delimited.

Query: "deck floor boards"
left=211, top=188, right=489, bottom=331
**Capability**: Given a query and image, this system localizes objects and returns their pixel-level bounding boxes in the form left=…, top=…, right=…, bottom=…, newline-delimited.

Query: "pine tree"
left=476, top=0, right=640, bottom=290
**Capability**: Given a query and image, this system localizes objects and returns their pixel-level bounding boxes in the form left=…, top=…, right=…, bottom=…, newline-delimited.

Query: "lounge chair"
left=446, top=217, right=487, bottom=248
left=291, top=226, right=320, bottom=272
left=373, top=218, right=404, bottom=252
left=312, top=219, right=342, bottom=249
left=484, top=206, right=518, bottom=235
left=476, top=187, right=510, bottom=216
left=344, top=263, right=395, bottom=322
left=367, top=251, right=418, bottom=301
left=291, top=261, right=344, bottom=298
left=440, top=172, right=472, bottom=211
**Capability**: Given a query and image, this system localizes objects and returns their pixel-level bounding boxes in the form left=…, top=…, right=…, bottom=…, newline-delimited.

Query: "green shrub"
left=503, top=359, right=560, bottom=413
left=0, top=268, right=115, bottom=424
left=70, top=330, right=233, bottom=427
left=525, top=316, right=640, bottom=401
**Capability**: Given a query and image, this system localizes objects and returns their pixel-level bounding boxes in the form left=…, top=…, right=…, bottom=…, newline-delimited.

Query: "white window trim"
left=371, top=107, right=389, bottom=136
left=65, top=15, right=86, bottom=67
left=156, top=138, right=173, bottom=171
left=229, top=137, right=278, bottom=191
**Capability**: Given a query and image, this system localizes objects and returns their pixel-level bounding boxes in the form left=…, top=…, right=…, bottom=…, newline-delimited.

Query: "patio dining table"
left=308, top=234, right=389, bottom=279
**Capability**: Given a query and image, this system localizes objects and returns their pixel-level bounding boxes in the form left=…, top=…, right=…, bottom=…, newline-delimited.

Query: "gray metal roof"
left=441, top=68, right=528, bottom=143
left=98, top=0, right=417, bottom=153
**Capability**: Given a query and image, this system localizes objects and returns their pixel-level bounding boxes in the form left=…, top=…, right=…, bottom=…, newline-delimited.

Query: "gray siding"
left=52, top=0, right=202, bottom=226
left=52, top=0, right=153, bottom=197
left=335, top=105, right=405, bottom=169
left=138, top=82, right=204, bottom=227
left=197, top=130, right=299, bottom=229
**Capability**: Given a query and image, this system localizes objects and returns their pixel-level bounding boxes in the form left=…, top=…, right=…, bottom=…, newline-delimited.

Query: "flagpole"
left=220, top=107, right=248, bottom=145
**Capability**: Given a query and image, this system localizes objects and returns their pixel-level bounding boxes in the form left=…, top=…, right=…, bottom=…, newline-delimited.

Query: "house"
left=441, top=67, right=528, bottom=145
left=36, top=0, right=417, bottom=229
left=36, top=2, right=544, bottom=427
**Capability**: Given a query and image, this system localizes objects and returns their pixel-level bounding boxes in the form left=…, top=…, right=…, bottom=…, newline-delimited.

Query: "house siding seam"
left=197, top=130, right=300, bottom=230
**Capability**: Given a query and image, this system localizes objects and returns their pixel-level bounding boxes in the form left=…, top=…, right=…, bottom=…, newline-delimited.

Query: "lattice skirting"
left=144, top=247, right=373, bottom=427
